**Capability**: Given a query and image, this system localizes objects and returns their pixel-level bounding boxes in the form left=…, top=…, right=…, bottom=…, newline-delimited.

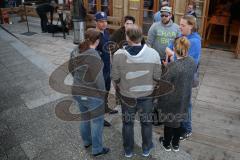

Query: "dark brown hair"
left=126, top=24, right=143, bottom=44
left=181, top=15, right=197, bottom=32
left=124, top=15, right=135, bottom=23
left=174, top=36, right=190, bottom=57
left=79, top=28, right=101, bottom=53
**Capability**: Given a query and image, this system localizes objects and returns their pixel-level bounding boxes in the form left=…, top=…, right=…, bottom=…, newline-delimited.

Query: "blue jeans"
left=181, top=102, right=192, bottom=133
left=121, top=98, right=154, bottom=153
left=74, top=96, right=104, bottom=154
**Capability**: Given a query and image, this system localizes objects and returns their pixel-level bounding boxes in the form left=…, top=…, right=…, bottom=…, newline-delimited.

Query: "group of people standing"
left=68, top=0, right=201, bottom=158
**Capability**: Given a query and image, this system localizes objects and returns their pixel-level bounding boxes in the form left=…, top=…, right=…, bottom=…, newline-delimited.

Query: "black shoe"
left=159, top=137, right=171, bottom=151
left=104, top=120, right=111, bottom=127
left=172, top=145, right=179, bottom=152
left=84, top=144, right=92, bottom=149
left=93, top=147, right=110, bottom=157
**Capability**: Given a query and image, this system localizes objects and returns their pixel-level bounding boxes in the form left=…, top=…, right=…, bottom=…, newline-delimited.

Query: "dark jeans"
left=163, top=126, right=182, bottom=146
left=37, top=12, right=48, bottom=32
left=121, top=98, right=153, bottom=153
left=181, top=102, right=192, bottom=133
left=103, top=69, right=111, bottom=91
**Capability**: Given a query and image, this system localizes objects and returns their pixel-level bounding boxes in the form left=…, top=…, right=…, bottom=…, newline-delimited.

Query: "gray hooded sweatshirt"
left=147, top=20, right=181, bottom=60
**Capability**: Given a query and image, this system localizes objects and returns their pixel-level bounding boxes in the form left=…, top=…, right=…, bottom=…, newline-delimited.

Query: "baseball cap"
left=95, top=12, right=107, bottom=21
left=160, top=6, right=172, bottom=13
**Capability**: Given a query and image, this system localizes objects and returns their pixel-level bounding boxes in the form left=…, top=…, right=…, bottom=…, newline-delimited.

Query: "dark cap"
left=95, top=12, right=107, bottom=21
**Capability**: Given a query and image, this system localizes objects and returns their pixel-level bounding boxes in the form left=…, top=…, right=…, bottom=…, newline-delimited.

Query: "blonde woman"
left=158, top=36, right=196, bottom=152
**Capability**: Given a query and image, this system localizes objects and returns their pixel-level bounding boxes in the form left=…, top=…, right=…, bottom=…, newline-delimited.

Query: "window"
left=85, top=0, right=112, bottom=15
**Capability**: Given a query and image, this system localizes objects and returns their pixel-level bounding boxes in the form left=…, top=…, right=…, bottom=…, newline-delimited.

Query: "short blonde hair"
left=174, top=37, right=190, bottom=57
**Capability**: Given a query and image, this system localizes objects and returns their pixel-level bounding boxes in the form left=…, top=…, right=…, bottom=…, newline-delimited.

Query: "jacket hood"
left=187, top=32, right=201, bottom=41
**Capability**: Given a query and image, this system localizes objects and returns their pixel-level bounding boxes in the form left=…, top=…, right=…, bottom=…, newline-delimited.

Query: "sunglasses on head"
left=161, top=14, right=169, bottom=17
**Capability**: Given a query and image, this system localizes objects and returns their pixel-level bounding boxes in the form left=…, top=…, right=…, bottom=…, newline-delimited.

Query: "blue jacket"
left=96, top=29, right=110, bottom=68
left=96, top=29, right=111, bottom=91
left=169, top=32, right=201, bottom=65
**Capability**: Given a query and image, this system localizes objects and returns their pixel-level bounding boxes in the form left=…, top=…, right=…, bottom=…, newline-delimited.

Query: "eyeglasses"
left=161, top=14, right=169, bottom=18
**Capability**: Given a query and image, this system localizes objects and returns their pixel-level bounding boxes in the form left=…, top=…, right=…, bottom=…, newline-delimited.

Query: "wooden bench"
left=236, top=31, right=240, bottom=58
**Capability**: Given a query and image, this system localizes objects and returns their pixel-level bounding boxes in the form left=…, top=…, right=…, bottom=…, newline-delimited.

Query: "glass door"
left=84, top=0, right=112, bottom=15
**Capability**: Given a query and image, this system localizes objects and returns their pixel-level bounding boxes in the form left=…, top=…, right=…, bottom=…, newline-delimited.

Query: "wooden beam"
left=235, top=30, right=240, bottom=58
left=123, top=0, right=128, bottom=16
left=96, top=0, right=101, bottom=12
left=109, top=0, right=113, bottom=16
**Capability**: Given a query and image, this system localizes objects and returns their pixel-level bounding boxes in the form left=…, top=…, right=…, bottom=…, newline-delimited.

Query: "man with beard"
left=147, top=6, right=180, bottom=63
left=153, top=0, right=170, bottom=22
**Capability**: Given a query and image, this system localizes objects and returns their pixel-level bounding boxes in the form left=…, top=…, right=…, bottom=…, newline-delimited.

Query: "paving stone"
left=0, top=143, right=7, bottom=157
left=7, top=62, right=39, bottom=74
left=0, top=94, right=25, bottom=113
left=0, top=68, right=14, bottom=83
left=0, top=56, right=26, bottom=67
left=0, top=49, right=17, bottom=58
left=0, top=63, right=6, bottom=71
left=202, top=72, right=240, bottom=92
left=32, top=143, right=83, bottom=160
left=0, top=126, right=19, bottom=151
left=21, top=126, right=81, bottom=160
left=6, top=145, right=29, bottom=160
left=0, top=155, right=7, bottom=160
left=197, top=85, right=240, bottom=109
left=20, top=89, right=55, bottom=109
left=0, top=103, right=53, bottom=131
left=13, top=69, right=44, bottom=82
left=1, top=57, right=30, bottom=68
left=182, top=139, right=240, bottom=160
left=0, top=122, right=9, bottom=137
left=0, top=102, right=75, bottom=144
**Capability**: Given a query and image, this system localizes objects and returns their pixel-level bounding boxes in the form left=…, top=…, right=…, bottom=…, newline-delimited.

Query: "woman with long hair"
left=166, top=15, right=201, bottom=140
left=68, top=28, right=110, bottom=157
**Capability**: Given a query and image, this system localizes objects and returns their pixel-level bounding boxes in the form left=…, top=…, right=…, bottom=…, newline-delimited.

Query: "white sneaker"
left=124, top=152, right=133, bottom=158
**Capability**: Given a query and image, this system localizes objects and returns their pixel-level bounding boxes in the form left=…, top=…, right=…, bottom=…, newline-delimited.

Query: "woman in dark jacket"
left=158, top=37, right=196, bottom=152
left=68, top=28, right=109, bottom=157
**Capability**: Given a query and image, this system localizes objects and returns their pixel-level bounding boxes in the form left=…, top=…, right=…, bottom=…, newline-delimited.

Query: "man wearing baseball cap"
left=153, top=0, right=169, bottom=22
left=95, top=12, right=118, bottom=127
left=147, top=6, right=181, bottom=62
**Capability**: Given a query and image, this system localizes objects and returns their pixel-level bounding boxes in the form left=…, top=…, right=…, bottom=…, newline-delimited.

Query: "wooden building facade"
left=83, top=0, right=240, bottom=57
